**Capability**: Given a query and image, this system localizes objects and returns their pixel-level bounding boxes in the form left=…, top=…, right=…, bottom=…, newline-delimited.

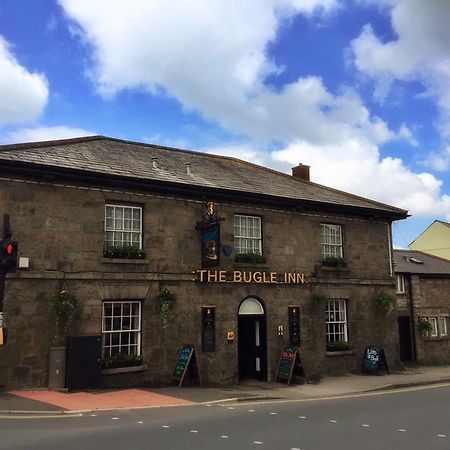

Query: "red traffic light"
left=5, top=243, right=15, bottom=255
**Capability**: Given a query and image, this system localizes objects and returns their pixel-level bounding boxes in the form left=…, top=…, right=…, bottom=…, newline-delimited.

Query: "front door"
left=398, top=316, right=413, bottom=362
left=238, top=315, right=267, bottom=380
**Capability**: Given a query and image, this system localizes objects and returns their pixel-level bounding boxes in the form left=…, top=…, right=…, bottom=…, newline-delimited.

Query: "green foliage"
left=311, top=292, right=327, bottom=308
left=326, top=341, right=353, bottom=352
left=102, top=353, right=144, bottom=369
left=49, top=290, right=78, bottom=332
left=375, top=291, right=396, bottom=316
left=418, top=320, right=433, bottom=336
left=235, top=253, right=266, bottom=264
left=159, top=288, right=177, bottom=329
left=104, top=245, right=146, bottom=259
left=322, top=256, right=347, bottom=269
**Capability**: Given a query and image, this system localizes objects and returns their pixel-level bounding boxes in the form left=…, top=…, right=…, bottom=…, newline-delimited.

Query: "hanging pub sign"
left=171, top=344, right=202, bottom=387
left=361, top=345, right=389, bottom=374
left=196, top=202, right=223, bottom=268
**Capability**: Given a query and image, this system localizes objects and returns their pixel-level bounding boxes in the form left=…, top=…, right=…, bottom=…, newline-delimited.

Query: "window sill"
left=326, top=350, right=354, bottom=356
left=423, top=336, right=449, bottom=342
left=320, top=265, right=349, bottom=272
left=101, top=258, right=149, bottom=264
left=101, top=364, right=147, bottom=375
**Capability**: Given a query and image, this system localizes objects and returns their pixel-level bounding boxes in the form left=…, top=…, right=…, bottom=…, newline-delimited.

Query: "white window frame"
left=325, top=299, right=348, bottom=343
left=427, top=317, right=438, bottom=337
left=234, top=214, right=262, bottom=255
left=321, top=224, right=343, bottom=259
left=438, top=317, right=448, bottom=337
left=105, top=204, right=143, bottom=248
left=396, top=275, right=405, bottom=294
left=102, top=301, right=142, bottom=358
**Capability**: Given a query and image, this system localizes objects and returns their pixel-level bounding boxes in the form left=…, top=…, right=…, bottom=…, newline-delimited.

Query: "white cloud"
left=58, top=0, right=450, bottom=220
left=351, top=0, right=450, bottom=136
left=272, top=139, right=450, bottom=218
left=0, top=37, right=49, bottom=125
left=3, top=126, right=96, bottom=144
left=423, top=146, right=450, bottom=172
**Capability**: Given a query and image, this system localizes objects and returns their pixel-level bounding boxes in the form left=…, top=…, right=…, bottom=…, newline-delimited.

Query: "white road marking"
left=248, top=409, right=255, bottom=412
left=362, top=424, right=370, bottom=428
left=290, top=448, right=302, bottom=450
left=162, top=425, right=171, bottom=429
left=397, top=429, right=406, bottom=432
left=299, top=416, right=306, bottom=419
left=111, top=417, right=119, bottom=420
left=329, top=420, right=337, bottom=423
left=227, top=407, right=235, bottom=410
left=138, top=421, right=143, bottom=424
left=437, top=434, right=447, bottom=438
left=221, top=435, right=229, bottom=439
left=253, top=441, right=263, bottom=445
left=270, top=412, right=277, bottom=415
left=190, top=430, right=198, bottom=433
left=90, top=414, right=97, bottom=417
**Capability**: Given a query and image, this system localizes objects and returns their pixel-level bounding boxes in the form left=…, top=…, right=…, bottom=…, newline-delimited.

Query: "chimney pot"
left=292, top=163, right=310, bottom=181
left=152, top=157, right=158, bottom=169
left=186, top=163, right=192, bottom=175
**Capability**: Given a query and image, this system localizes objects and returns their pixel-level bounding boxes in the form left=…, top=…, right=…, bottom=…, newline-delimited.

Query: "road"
left=0, top=384, right=449, bottom=450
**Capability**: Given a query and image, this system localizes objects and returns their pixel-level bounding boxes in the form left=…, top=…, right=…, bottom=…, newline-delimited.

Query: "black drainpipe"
left=408, top=273, right=417, bottom=362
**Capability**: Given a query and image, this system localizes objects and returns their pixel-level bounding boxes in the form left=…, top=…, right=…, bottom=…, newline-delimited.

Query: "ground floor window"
left=423, top=316, right=448, bottom=338
left=102, top=301, right=141, bottom=357
left=325, top=299, right=348, bottom=343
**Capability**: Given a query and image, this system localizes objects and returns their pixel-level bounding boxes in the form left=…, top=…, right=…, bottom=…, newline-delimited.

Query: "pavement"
left=1, top=365, right=450, bottom=415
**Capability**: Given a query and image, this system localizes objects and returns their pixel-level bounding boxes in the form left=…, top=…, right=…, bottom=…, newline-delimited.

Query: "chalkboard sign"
left=275, top=347, right=303, bottom=385
left=172, top=344, right=202, bottom=387
left=361, top=345, right=389, bottom=374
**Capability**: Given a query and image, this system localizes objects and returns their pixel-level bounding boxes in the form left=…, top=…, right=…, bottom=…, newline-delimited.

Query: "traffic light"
left=1, top=239, right=18, bottom=273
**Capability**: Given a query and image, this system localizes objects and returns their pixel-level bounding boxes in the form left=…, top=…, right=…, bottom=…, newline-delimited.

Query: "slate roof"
left=0, top=136, right=408, bottom=219
left=394, top=249, right=450, bottom=275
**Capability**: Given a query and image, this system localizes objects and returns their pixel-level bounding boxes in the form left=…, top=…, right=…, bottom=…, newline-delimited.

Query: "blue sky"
left=1, top=0, right=450, bottom=247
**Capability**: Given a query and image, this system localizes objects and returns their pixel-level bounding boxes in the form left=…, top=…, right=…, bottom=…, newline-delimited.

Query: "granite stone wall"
left=0, top=176, right=398, bottom=388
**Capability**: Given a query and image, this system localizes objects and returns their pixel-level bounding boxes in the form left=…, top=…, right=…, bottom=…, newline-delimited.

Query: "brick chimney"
left=292, top=163, right=310, bottom=181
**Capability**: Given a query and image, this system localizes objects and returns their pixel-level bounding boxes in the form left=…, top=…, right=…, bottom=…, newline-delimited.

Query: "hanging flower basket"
left=49, top=290, right=78, bottom=332
left=158, top=288, right=177, bottom=329
left=374, top=291, right=395, bottom=316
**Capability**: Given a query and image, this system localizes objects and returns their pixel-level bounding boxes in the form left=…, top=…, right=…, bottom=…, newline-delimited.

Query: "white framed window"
left=102, top=301, right=141, bottom=357
left=428, top=317, right=438, bottom=337
left=325, top=299, right=348, bottom=343
left=396, top=275, right=406, bottom=294
left=438, top=317, right=448, bottom=337
left=234, top=215, right=262, bottom=255
left=321, top=224, right=343, bottom=258
left=105, top=204, right=142, bottom=248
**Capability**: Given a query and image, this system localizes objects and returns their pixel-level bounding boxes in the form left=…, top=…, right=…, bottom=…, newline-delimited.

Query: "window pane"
left=234, top=215, right=262, bottom=255
left=102, top=301, right=142, bottom=358
left=105, top=204, right=143, bottom=250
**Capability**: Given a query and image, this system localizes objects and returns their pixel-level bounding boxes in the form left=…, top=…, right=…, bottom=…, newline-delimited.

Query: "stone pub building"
left=0, top=136, right=407, bottom=389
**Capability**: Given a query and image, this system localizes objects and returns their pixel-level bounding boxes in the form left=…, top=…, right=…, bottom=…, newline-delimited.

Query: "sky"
left=1, top=0, right=450, bottom=247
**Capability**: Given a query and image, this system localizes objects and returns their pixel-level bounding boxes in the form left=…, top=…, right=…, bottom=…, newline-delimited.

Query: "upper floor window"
left=105, top=204, right=142, bottom=249
left=321, top=224, right=343, bottom=259
left=234, top=215, right=262, bottom=255
left=396, top=275, right=406, bottom=294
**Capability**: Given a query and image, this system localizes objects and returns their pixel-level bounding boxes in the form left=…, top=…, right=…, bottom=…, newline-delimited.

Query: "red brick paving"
left=8, top=389, right=194, bottom=411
